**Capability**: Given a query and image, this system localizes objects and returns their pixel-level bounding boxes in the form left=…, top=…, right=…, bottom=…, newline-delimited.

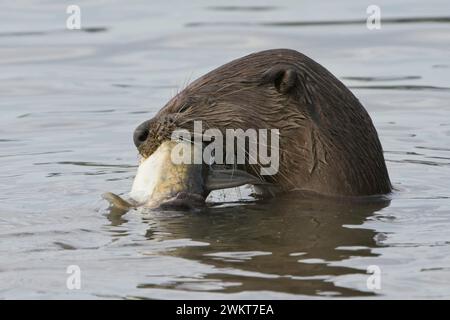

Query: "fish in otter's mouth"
left=103, top=140, right=268, bottom=211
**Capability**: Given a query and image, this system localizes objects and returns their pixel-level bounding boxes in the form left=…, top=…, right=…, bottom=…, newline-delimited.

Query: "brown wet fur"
left=136, top=49, right=392, bottom=196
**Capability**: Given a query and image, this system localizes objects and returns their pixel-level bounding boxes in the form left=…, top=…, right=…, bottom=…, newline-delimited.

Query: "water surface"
left=1, top=0, right=450, bottom=299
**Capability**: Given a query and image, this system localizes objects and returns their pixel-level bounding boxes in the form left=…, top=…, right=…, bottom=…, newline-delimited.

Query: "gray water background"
left=1, top=0, right=450, bottom=299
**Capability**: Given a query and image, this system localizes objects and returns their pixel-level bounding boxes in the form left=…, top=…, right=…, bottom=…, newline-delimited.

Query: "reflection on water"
left=106, top=193, right=390, bottom=297
left=1, top=0, right=450, bottom=299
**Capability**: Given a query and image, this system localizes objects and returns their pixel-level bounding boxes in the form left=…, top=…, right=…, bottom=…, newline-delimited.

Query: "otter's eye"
left=177, top=97, right=195, bottom=113
left=178, top=103, right=189, bottom=113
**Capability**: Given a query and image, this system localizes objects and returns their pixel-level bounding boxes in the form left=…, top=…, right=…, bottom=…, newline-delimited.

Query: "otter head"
left=133, top=49, right=391, bottom=198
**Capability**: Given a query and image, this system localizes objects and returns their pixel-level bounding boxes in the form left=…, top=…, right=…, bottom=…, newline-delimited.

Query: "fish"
left=103, top=140, right=270, bottom=211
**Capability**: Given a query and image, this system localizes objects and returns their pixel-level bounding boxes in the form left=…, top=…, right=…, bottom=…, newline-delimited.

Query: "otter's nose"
left=133, top=120, right=150, bottom=149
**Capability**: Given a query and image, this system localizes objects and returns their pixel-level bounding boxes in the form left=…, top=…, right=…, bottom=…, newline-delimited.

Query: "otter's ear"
left=261, top=65, right=299, bottom=94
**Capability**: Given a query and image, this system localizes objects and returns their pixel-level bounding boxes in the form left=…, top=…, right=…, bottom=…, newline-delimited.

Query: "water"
left=1, top=0, right=450, bottom=299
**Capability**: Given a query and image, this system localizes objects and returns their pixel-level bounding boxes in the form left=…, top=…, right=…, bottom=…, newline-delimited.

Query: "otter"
left=133, top=49, right=391, bottom=197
